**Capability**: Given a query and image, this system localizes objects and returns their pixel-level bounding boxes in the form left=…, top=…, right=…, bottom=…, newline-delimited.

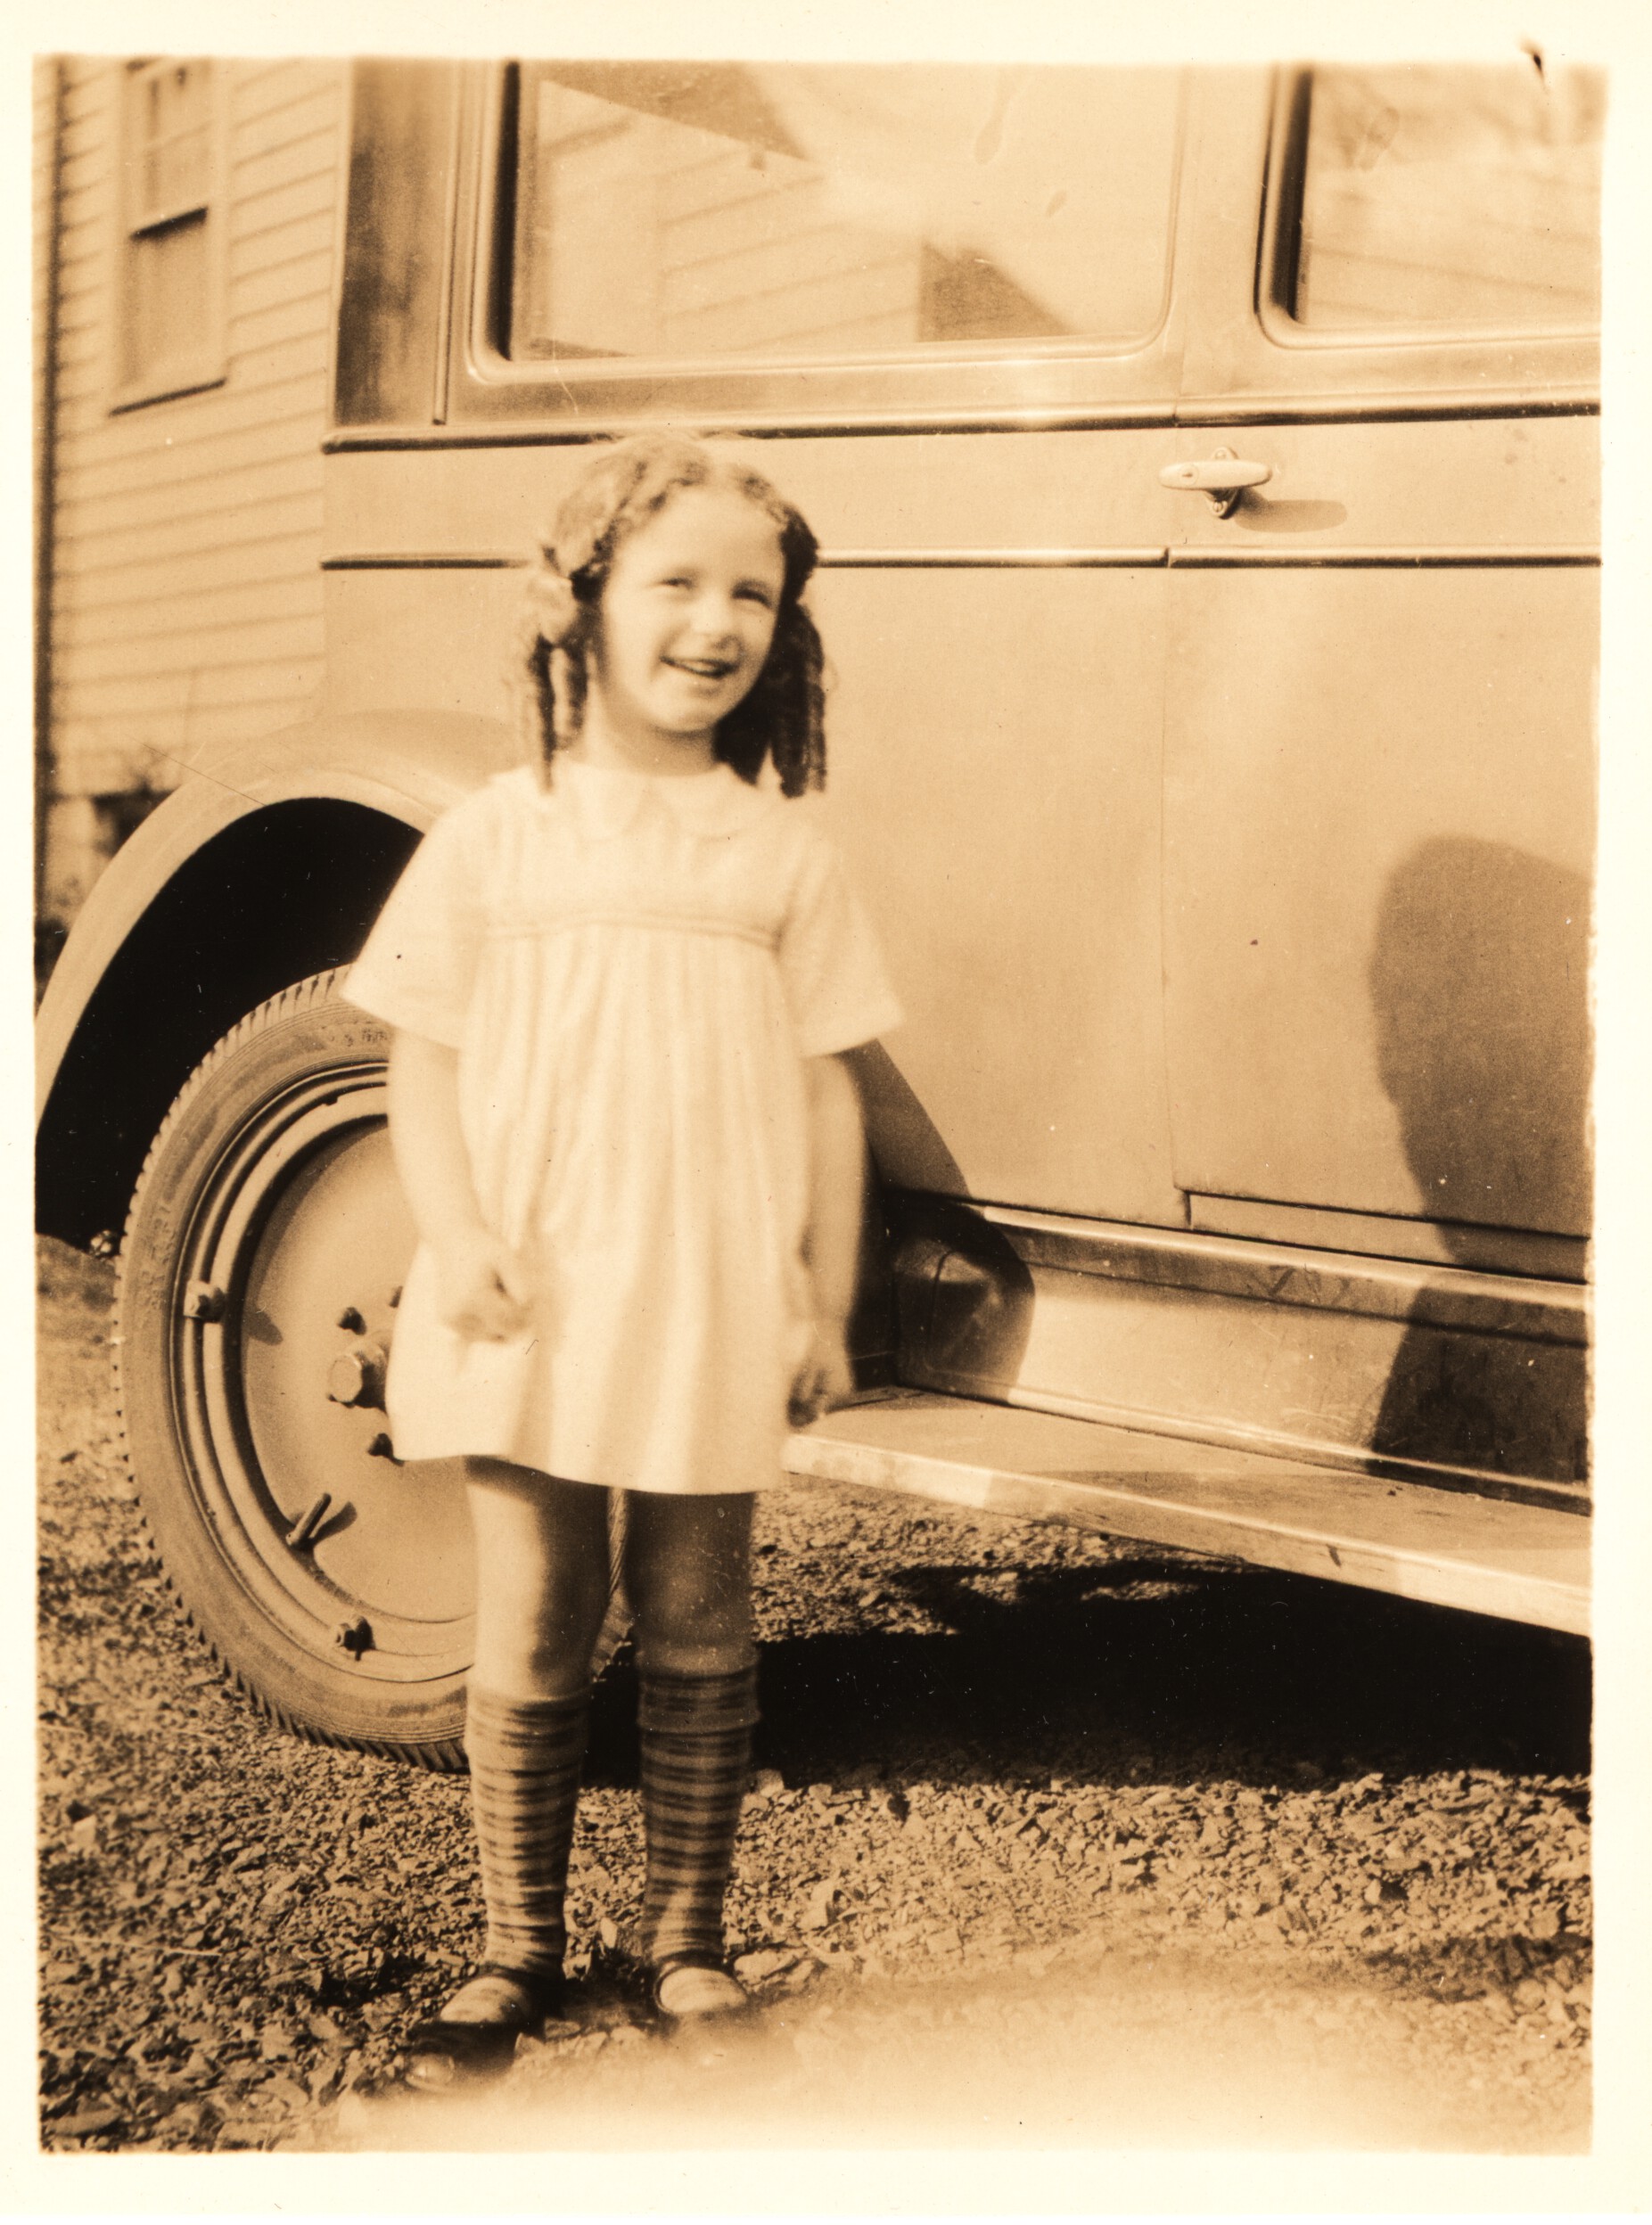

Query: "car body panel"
left=1162, top=562, right=1594, bottom=1237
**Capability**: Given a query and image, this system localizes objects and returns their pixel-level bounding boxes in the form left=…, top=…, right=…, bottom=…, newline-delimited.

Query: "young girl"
left=344, top=432, right=901, bottom=2088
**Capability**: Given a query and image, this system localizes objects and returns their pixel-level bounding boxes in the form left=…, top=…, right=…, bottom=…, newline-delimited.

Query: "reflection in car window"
left=1293, top=64, right=1603, bottom=332
left=509, top=63, right=1180, bottom=363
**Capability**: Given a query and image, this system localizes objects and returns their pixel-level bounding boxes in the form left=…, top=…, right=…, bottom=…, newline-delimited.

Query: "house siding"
left=34, top=59, right=66, bottom=928
left=39, top=56, right=347, bottom=932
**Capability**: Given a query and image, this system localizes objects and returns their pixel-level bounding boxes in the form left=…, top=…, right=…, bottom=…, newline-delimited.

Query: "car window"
left=509, top=62, right=1181, bottom=364
left=1290, top=63, right=1603, bottom=333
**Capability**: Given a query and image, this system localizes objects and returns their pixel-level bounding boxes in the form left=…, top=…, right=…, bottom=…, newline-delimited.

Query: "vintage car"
left=36, top=59, right=1598, bottom=1764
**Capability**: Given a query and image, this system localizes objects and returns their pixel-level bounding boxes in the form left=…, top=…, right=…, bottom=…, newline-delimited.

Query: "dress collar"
left=511, top=757, right=777, bottom=842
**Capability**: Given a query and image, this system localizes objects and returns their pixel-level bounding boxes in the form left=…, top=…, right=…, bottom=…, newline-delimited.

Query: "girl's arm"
left=793, top=1050, right=867, bottom=1422
left=386, top=1029, right=530, bottom=1341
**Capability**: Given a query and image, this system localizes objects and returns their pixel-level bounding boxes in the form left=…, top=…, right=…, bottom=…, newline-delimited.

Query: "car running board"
left=784, top=1391, right=1589, bottom=1638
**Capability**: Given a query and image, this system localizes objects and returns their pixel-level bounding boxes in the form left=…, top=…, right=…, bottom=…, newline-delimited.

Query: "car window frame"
left=1172, top=68, right=1598, bottom=418
left=1259, top=66, right=1602, bottom=357
left=443, top=62, right=1192, bottom=434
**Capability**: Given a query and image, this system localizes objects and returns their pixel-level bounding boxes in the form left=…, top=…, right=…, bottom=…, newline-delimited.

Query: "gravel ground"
left=37, top=1236, right=1592, bottom=2154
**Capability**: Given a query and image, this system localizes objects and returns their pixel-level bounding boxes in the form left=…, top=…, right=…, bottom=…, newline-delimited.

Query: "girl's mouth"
left=666, top=656, right=737, bottom=680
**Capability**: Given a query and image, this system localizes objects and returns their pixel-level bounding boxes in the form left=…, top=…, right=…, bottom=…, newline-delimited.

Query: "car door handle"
left=1158, top=447, right=1274, bottom=517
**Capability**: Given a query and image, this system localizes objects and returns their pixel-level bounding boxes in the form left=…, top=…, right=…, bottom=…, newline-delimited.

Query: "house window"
left=116, top=58, right=226, bottom=406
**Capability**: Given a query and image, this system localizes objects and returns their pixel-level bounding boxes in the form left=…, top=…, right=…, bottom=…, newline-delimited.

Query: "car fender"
left=37, top=709, right=520, bottom=1123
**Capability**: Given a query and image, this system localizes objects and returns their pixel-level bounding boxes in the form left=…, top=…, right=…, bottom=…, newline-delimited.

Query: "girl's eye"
left=736, top=585, right=776, bottom=609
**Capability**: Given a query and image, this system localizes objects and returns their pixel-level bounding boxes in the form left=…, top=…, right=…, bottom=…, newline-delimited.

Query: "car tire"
left=115, top=969, right=628, bottom=1769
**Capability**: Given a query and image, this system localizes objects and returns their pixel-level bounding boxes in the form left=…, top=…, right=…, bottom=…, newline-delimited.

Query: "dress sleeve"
left=342, top=800, right=487, bottom=1048
left=777, top=829, right=904, bottom=1057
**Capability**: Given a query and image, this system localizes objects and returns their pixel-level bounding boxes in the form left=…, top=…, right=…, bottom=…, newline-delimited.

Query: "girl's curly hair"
left=516, top=432, right=826, bottom=797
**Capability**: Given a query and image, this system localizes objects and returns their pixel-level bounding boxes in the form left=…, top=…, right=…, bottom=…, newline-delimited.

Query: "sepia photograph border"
left=9, top=0, right=1651, bottom=2213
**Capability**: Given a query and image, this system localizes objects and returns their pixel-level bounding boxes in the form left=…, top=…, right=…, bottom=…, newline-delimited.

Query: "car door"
left=1159, top=63, right=1599, bottom=1281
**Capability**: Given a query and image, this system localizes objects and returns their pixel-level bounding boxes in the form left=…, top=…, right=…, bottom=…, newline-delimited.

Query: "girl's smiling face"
left=581, top=486, right=786, bottom=773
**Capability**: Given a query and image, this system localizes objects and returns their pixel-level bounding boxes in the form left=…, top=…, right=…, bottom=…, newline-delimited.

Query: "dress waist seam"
left=485, top=909, right=777, bottom=953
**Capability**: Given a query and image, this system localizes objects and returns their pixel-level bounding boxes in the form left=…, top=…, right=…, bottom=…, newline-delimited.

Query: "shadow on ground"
left=586, top=1556, right=1589, bottom=1793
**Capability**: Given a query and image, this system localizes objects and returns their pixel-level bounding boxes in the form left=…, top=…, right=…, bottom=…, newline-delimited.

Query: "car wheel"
left=115, top=969, right=627, bottom=1769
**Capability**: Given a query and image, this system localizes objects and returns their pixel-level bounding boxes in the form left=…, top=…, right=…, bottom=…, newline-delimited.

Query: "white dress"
left=344, top=758, right=902, bottom=1495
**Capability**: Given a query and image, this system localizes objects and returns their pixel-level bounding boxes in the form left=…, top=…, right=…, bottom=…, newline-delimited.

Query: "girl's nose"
left=688, top=592, right=739, bottom=641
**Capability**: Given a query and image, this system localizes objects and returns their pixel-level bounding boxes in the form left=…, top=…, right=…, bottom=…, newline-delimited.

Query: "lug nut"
left=327, top=1343, right=387, bottom=1408
left=328, top=1351, right=369, bottom=1406
left=333, top=1616, right=373, bottom=1658
left=336, top=1306, right=366, bottom=1334
left=182, top=1281, right=227, bottom=1323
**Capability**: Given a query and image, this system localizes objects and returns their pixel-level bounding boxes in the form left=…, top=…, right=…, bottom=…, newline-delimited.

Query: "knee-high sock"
left=636, top=1662, right=760, bottom=1966
left=464, top=1686, right=589, bottom=1982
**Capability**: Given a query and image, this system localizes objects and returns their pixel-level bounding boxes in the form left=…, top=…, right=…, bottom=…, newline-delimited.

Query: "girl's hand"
left=788, top=1318, right=855, bottom=1429
left=433, top=1227, right=532, bottom=1343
